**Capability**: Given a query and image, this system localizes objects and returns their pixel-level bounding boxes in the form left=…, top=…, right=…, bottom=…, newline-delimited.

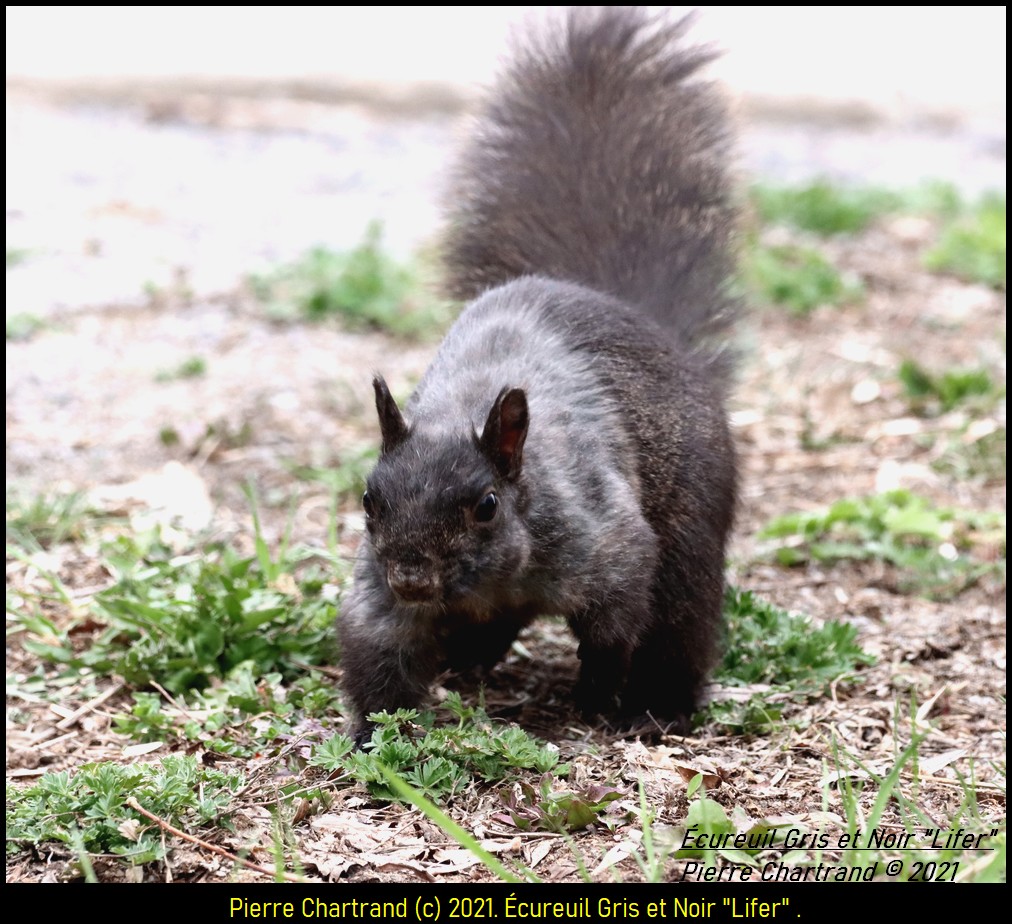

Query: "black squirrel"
left=339, top=7, right=739, bottom=742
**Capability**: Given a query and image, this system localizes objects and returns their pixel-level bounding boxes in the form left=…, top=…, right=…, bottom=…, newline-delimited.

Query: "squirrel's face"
left=361, top=376, right=531, bottom=614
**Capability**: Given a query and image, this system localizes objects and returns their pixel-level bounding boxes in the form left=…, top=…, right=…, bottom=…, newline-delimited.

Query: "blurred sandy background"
left=6, top=6, right=1006, bottom=123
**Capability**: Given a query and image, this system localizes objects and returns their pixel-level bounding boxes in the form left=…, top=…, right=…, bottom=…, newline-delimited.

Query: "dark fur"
left=339, top=7, right=739, bottom=741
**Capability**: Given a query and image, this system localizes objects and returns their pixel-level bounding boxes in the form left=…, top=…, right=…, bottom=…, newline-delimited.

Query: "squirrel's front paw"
left=350, top=722, right=375, bottom=750
left=573, top=676, right=620, bottom=720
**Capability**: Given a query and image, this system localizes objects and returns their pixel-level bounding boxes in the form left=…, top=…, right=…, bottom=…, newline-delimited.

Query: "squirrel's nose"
left=387, top=562, right=441, bottom=603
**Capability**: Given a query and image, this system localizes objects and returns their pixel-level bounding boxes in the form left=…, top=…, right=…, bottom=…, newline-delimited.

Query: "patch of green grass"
left=894, top=182, right=963, bottom=221
left=720, top=589, right=871, bottom=688
left=750, top=179, right=971, bottom=237
left=925, top=193, right=1006, bottom=289
left=157, top=417, right=254, bottom=454
left=494, top=776, right=624, bottom=834
left=6, top=246, right=31, bottom=268
left=702, top=697, right=787, bottom=735
left=6, top=756, right=244, bottom=865
left=15, top=522, right=340, bottom=696
left=6, top=489, right=107, bottom=548
left=142, top=276, right=194, bottom=305
left=934, top=425, right=1006, bottom=482
left=155, top=355, right=207, bottom=382
left=897, top=180, right=964, bottom=219
left=158, top=426, right=181, bottom=447
left=751, top=181, right=903, bottom=236
left=201, top=418, right=254, bottom=451
left=250, top=223, right=456, bottom=338
left=311, top=693, right=565, bottom=803
left=743, top=243, right=862, bottom=315
left=898, top=359, right=1003, bottom=415
left=8, top=489, right=345, bottom=760
left=759, top=489, right=1005, bottom=598
left=10, top=497, right=345, bottom=764
left=112, top=669, right=343, bottom=756
left=6, top=312, right=46, bottom=341
left=706, top=588, right=873, bottom=733
left=142, top=279, right=164, bottom=300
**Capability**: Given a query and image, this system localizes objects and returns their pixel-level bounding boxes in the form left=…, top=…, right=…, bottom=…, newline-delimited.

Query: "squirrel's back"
left=443, top=6, right=738, bottom=356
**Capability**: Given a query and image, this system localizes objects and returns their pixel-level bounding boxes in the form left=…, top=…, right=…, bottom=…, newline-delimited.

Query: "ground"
left=5, top=84, right=1006, bottom=885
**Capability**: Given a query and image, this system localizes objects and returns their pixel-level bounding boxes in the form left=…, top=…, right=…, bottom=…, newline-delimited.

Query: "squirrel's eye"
left=362, top=491, right=375, bottom=518
left=474, top=492, right=498, bottom=523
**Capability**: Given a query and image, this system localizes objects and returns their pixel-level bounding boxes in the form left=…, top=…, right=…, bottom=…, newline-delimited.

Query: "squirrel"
left=339, top=6, right=739, bottom=743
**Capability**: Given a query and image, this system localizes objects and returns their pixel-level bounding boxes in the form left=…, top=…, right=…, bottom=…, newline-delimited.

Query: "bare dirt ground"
left=5, top=87, right=1006, bottom=884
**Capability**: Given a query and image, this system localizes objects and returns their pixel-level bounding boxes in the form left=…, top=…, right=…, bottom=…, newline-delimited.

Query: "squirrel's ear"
left=373, top=375, right=409, bottom=454
left=480, top=387, right=528, bottom=478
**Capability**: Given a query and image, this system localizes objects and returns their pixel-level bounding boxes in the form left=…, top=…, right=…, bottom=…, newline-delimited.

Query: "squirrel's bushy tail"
left=442, top=6, right=738, bottom=351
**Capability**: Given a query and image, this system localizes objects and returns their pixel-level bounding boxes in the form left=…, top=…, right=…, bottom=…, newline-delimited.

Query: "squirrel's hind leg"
left=620, top=541, right=727, bottom=732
